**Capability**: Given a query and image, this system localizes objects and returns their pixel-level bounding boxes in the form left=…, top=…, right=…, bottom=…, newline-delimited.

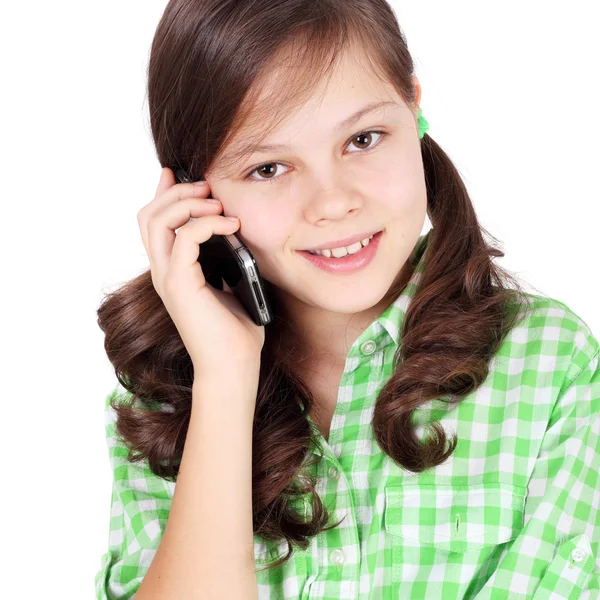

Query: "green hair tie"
left=417, top=106, right=429, bottom=139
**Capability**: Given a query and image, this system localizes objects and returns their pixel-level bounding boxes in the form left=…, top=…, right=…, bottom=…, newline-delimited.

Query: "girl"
left=95, top=1, right=599, bottom=598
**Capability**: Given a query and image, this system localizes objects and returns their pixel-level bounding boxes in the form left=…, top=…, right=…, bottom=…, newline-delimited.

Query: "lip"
left=301, top=229, right=381, bottom=252
left=296, top=230, right=383, bottom=274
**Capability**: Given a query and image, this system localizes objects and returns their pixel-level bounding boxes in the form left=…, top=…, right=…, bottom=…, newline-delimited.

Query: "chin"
left=305, top=283, right=390, bottom=313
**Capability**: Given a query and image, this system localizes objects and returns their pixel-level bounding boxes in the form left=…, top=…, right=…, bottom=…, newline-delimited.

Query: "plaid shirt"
left=95, top=230, right=600, bottom=599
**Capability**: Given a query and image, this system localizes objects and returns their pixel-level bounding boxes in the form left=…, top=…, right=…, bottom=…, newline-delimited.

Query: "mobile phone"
left=173, top=167, right=274, bottom=327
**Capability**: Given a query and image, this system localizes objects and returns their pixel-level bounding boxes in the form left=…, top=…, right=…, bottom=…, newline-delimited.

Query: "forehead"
left=210, top=44, right=404, bottom=175
left=256, top=45, right=399, bottom=115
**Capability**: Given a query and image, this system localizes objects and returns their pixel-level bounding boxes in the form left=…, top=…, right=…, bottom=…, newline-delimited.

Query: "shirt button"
left=571, top=548, right=587, bottom=563
left=360, top=339, right=376, bottom=355
left=330, top=549, right=345, bottom=565
left=328, top=466, right=340, bottom=479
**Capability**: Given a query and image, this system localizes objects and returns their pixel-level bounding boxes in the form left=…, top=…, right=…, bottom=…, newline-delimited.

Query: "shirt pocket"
left=384, top=481, right=527, bottom=553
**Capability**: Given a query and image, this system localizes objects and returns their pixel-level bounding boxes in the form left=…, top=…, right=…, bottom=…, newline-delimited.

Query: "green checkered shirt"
left=95, top=231, right=600, bottom=599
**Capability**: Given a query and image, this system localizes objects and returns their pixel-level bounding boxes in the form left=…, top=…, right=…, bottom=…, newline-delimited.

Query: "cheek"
left=211, top=181, right=295, bottom=254
left=239, top=208, right=293, bottom=254
left=383, top=179, right=425, bottom=217
left=374, top=151, right=426, bottom=215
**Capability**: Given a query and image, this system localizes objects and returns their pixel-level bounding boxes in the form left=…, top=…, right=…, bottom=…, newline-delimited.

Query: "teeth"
left=308, top=234, right=375, bottom=257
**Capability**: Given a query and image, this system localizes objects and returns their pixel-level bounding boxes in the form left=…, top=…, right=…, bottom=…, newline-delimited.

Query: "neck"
left=276, top=258, right=415, bottom=369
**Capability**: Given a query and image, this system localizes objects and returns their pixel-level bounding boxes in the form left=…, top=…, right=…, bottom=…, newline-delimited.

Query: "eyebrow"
left=222, top=100, right=399, bottom=163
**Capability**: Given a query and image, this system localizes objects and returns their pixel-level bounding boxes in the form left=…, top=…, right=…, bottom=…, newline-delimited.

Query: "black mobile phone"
left=173, top=167, right=274, bottom=327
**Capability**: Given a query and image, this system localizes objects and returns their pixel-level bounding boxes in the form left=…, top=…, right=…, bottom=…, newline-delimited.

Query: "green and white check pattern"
left=95, top=230, right=600, bottom=599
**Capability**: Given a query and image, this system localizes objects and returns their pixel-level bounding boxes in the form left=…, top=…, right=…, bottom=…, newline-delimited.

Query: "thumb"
left=155, top=166, right=176, bottom=198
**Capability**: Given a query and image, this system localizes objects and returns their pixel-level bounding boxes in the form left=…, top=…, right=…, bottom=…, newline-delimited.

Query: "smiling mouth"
left=304, top=232, right=379, bottom=258
left=295, top=230, right=384, bottom=273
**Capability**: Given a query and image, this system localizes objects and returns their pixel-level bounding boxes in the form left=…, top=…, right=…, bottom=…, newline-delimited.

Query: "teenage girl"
left=95, top=1, right=599, bottom=598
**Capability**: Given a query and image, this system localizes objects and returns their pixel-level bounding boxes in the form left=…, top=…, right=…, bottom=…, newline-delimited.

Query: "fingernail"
left=193, top=180, right=207, bottom=186
left=206, top=198, right=220, bottom=203
left=225, top=216, right=239, bottom=221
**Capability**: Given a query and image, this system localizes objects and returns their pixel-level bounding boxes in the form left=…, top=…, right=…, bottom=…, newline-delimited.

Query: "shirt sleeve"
left=94, top=385, right=174, bottom=600
left=476, top=330, right=600, bottom=599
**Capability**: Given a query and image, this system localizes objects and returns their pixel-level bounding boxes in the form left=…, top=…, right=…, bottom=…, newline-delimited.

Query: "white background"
left=1, top=1, right=598, bottom=596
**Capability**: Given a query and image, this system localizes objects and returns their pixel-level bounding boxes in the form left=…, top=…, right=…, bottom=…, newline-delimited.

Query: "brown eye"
left=352, top=132, right=373, bottom=150
left=257, top=164, right=277, bottom=179
left=346, top=130, right=386, bottom=154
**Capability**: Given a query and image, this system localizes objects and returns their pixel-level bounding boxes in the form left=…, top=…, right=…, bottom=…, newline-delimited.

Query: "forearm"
left=136, top=373, right=260, bottom=599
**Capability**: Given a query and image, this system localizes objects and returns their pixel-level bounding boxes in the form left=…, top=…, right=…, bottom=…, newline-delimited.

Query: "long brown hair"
left=97, top=0, right=535, bottom=570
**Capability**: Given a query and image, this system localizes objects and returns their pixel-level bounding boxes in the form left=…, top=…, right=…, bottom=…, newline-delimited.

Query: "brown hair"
left=97, top=0, right=535, bottom=570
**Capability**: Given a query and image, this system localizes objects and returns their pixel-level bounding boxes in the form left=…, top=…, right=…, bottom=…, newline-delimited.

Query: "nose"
left=303, top=176, right=364, bottom=223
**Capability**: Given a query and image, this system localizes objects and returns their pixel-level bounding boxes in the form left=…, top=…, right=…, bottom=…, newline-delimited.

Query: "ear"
left=411, top=75, right=422, bottom=110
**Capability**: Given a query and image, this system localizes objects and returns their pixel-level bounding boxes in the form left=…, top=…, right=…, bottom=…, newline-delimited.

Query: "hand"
left=137, top=167, right=265, bottom=376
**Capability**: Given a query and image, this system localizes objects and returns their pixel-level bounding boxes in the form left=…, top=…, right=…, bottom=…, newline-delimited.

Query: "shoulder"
left=102, top=382, right=134, bottom=470
left=500, top=291, right=598, bottom=395
left=102, top=382, right=179, bottom=474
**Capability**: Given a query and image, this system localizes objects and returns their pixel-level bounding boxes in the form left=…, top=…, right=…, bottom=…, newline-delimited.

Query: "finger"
left=169, top=215, right=240, bottom=281
left=140, top=182, right=217, bottom=256
left=153, top=180, right=211, bottom=211
left=155, top=167, right=175, bottom=198
left=146, top=199, right=226, bottom=283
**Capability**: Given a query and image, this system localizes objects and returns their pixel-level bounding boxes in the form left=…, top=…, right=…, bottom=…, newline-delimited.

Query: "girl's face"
left=205, top=49, right=427, bottom=319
